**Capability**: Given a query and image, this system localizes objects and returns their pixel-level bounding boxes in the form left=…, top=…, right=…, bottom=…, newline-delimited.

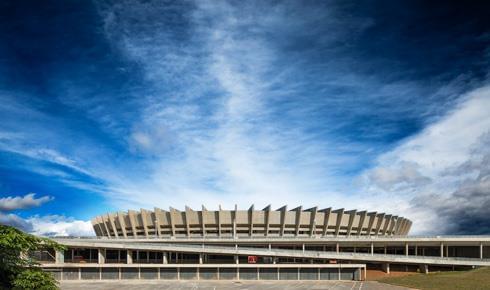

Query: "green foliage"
left=0, top=225, right=65, bottom=290
left=12, top=269, right=58, bottom=290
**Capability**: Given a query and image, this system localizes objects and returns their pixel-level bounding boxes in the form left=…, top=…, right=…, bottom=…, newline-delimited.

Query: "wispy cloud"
left=0, top=0, right=488, bottom=236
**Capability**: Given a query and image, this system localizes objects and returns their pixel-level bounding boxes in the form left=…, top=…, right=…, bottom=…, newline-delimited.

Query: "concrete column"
left=98, top=249, right=106, bottom=264
left=382, top=263, right=390, bottom=274
left=353, top=246, right=356, bottom=253
left=384, top=246, right=387, bottom=255
left=405, top=243, right=408, bottom=256
left=127, top=250, right=133, bottom=264
left=480, top=243, right=484, bottom=260
left=336, top=243, right=339, bottom=253
left=440, top=243, right=444, bottom=258
left=55, top=250, right=64, bottom=264
left=419, top=264, right=429, bottom=274
left=234, top=255, right=239, bottom=264
left=370, top=243, right=374, bottom=255
left=302, top=244, right=305, bottom=253
left=415, top=245, right=418, bottom=256
left=445, top=245, right=449, bottom=258
left=199, top=254, right=203, bottom=264
left=163, top=252, right=168, bottom=264
left=269, top=244, right=272, bottom=251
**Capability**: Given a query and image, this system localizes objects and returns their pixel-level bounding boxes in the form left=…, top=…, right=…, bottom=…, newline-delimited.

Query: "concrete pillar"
left=419, top=264, right=429, bottom=274
left=234, top=255, right=239, bottom=264
left=440, top=243, right=444, bottom=258
left=55, top=250, right=64, bottom=264
left=480, top=243, right=484, bottom=260
left=268, top=244, right=272, bottom=251
left=384, top=246, right=387, bottom=255
left=302, top=244, right=305, bottom=253
left=370, top=243, right=374, bottom=255
left=445, top=245, right=449, bottom=258
left=415, top=245, right=418, bottom=256
left=405, top=243, right=408, bottom=256
left=98, top=249, right=106, bottom=264
left=127, top=250, right=133, bottom=264
left=199, top=254, right=203, bottom=264
left=382, top=263, right=390, bottom=274
left=163, top=252, right=168, bottom=264
left=336, top=243, right=339, bottom=253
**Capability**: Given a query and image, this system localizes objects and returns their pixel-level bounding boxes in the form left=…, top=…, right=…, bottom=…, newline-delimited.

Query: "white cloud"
left=0, top=211, right=33, bottom=231
left=28, top=215, right=94, bottom=237
left=0, top=193, right=53, bottom=211
left=363, top=86, right=490, bottom=234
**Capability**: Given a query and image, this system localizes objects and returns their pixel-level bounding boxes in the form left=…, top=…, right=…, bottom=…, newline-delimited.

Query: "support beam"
left=55, top=250, right=64, bottom=264
left=480, top=243, right=484, bottom=260
left=387, top=216, right=397, bottom=235
left=233, top=204, right=238, bottom=238
left=374, top=213, right=385, bottom=235
left=346, top=210, right=357, bottom=236
left=218, top=205, right=222, bottom=237
left=127, top=250, right=133, bottom=264
left=117, top=212, right=128, bottom=238
left=357, top=211, right=367, bottom=236
left=128, top=210, right=138, bottom=238
left=307, top=206, right=318, bottom=237
left=98, top=249, right=105, bottom=264
left=366, top=212, right=377, bottom=236
left=201, top=205, right=207, bottom=237
left=382, top=263, right=390, bottom=274
left=108, top=213, right=119, bottom=238
left=264, top=205, right=271, bottom=236
left=294, top=206, right=303, bottom=236
left=153, top=207, right=163, bottom=238
left=249, top=205, right=254, bottom=236
left=184, top=206, right=192, bottom=237
left=169, top=207, right=177, bottom=237
left=321, top=207, right=332, bottom=236
left=278, top=205, right=287, bottom=237
left=140, top=209, right=149, bottom=238
left=334, top=208, right=344, bottom=236
left=381, top=214, right=392, bottom=235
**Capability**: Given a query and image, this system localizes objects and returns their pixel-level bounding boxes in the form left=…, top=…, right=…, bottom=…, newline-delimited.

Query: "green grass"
left=380, top=267, right=490, bottom=290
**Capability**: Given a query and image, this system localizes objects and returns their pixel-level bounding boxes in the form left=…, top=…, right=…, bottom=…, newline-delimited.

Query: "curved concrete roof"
left=91, top=205, right=411, bottom=238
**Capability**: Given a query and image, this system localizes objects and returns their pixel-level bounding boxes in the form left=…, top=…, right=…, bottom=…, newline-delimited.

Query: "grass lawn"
left=379, top=267, right=490, bottom=290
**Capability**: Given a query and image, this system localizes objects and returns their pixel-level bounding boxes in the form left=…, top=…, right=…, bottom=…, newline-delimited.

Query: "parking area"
left=60, top=280, right=415, bottom=290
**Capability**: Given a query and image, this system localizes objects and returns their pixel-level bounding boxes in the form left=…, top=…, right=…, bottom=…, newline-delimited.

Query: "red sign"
left=248, top=256, right=258, bottom=264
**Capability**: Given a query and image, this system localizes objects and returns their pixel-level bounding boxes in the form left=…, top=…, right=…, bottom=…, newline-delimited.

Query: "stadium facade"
left=38, top=205, right=490, bottom=281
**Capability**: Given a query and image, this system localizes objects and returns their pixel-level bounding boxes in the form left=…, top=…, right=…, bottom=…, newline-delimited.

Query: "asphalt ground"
left=60, top=280, right=415, bottom=290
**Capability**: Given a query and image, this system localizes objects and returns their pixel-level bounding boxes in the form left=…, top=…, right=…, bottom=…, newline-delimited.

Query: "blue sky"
left=0, top=0, right=489, bottom=236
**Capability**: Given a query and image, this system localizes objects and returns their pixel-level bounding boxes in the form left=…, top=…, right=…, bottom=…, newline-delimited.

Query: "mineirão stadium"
left=37, top=205, right=490, bottom=281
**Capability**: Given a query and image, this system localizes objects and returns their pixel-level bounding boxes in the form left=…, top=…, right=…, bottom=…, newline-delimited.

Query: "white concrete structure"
left=38, top=205, right=490, bottom=282
left=91, top=206, right=411, bottom=238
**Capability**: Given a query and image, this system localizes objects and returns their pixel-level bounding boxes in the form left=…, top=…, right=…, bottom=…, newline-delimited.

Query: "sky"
left=0, top=0, right=489, bottom=236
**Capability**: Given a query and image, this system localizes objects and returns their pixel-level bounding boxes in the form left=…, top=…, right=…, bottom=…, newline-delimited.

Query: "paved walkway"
left=60, top=281, right=415, bottom=290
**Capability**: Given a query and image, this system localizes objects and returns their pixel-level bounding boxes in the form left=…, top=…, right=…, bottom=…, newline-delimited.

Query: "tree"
left=0, top=225, right=65, bottom=290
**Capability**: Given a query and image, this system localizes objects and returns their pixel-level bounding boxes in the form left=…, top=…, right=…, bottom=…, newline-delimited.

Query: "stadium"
left=38, top=205, right=490, bottom=281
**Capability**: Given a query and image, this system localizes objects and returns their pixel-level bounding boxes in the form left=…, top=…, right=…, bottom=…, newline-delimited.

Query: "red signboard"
left=247, top=256, right=258, bottom=264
